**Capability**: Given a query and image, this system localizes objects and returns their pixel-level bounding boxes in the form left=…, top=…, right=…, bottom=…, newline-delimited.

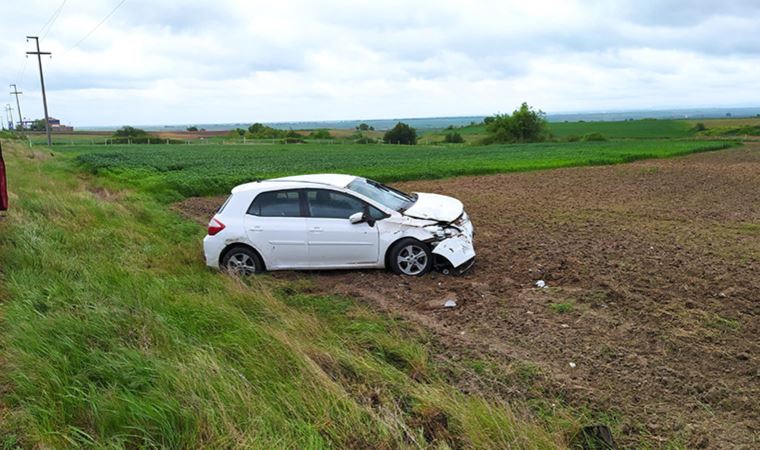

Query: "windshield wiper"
left=397, top=194, right=418, bottom=213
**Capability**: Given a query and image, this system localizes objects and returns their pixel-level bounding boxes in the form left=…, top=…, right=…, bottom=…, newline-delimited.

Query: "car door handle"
left=310, top=227, right=323, bottom=233
left=249, top=226, right=264, bottom=232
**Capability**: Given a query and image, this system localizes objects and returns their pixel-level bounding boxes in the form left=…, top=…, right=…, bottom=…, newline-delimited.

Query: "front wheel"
left=389, top=239, right=432, bottom=276
left=221, top=246, right=264, bottom=276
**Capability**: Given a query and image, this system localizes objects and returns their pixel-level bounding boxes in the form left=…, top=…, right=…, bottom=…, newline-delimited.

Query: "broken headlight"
left=425, top=225, right=461, bottom=240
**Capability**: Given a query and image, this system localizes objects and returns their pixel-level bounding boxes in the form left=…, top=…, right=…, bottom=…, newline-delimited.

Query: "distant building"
left=47, top=117, right=74, bottom=133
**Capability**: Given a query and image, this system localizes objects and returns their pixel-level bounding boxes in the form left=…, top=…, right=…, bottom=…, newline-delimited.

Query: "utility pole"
left=9, top=84, right=23, bottom=130
left=26, top=36, right=52, bottom=146
left=4, top=105, right=14, bottom=130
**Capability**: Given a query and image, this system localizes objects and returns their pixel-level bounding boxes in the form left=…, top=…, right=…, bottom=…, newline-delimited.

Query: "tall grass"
left=0, top=141, right=569, bottom=448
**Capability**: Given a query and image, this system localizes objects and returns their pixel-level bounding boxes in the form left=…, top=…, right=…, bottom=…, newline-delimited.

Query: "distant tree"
left=483, top=116, right=495, bottom=125
left=310, top=129, right=332, bottom=139
left=186, top=126, right=199, bottom=132
left=357, top=123, right=370, bottom=131
left=369, top=126, right=375, bottom=131
left=113, top=126, right=148, bottom=138
left=483, top=102, right=548, bottom=144
left=248, top=123, right=266, bottom=134
left=383, top=122, right=417, bottom=145
left=29, top=119, right=46, bottom=132
left=726, top=113, right=732, bottom=117
left=247, top=123, right=288, bottom=139
left=444, top=132, right=465, bottom=143
left=693, top=122, right=707, bottom=132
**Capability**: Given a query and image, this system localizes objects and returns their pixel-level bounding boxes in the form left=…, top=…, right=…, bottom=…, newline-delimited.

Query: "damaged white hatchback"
left=203, top=174, right=475, bottom=276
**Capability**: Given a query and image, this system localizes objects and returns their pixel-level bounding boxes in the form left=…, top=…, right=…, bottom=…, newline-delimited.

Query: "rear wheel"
left=221, top=246, right=263, bottom=276
left=389, top=239, right=432, bottom=276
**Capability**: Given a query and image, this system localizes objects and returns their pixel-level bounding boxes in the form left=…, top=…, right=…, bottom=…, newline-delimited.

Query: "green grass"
left=549, top=302, right=574, bottom=314
left=57, top=139, right=734, bottom=200
left=704, top=314, right=740, bottom=332
left=26, top=132, right=113, bottom=145
left=0, top=141, right=571, bottom=448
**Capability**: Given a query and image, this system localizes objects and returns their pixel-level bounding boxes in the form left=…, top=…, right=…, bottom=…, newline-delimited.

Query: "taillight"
left=207, top=217, right=225, bottom=236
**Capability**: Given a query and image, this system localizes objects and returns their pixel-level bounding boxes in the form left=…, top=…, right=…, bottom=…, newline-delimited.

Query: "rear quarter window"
left=216, top=195, right=233, bottom=214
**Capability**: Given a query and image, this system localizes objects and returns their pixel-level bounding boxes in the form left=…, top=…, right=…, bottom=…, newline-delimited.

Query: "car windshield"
left=347, top=178, right=416, bottom=212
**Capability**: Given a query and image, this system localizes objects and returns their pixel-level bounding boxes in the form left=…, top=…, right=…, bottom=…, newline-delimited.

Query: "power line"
left=39, top=0, right=68, bottom=40
left=71, top=0, right=129, bottom=49
left=17, top=57, right=28, bottom=85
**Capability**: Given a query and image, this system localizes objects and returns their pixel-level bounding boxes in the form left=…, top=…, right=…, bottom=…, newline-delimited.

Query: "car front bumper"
left=432, top=233, right=476, bottom=270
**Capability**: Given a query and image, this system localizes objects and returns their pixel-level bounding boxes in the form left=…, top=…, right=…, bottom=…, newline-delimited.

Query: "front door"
left=304, top=189, right=380, bottom=267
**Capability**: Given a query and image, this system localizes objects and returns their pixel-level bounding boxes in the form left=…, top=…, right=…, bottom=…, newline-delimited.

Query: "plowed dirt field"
left=176, top=145, right=760, bottom=448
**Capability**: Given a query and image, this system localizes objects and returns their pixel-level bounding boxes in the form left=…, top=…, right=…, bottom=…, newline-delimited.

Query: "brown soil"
left=175, top=146, right=760, bottom=449
left=152, top=130, right=230, bottom=140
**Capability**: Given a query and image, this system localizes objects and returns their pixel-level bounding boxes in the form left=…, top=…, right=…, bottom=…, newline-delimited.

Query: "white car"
left=203, top=174, right=475, bottom=276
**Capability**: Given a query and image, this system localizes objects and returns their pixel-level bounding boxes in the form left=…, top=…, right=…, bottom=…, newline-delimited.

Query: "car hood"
left=403, top=192, right=464, bottom=223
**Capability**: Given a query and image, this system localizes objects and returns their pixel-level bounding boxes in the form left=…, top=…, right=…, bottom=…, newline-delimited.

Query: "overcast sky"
left=1, top=0, right=759, bottom=126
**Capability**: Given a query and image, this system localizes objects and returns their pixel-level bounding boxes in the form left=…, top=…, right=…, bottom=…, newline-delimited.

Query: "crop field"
left=547, top=118, right=694, bottom=138
left=63, top=139, right=734, bottom=199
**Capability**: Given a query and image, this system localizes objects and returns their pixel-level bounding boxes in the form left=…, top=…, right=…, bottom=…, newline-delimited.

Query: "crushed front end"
left=425, top=212, right=476, bottom=275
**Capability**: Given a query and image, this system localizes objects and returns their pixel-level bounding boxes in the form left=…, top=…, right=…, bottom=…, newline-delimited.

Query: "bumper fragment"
left=432, top=234, right=476, bottom=271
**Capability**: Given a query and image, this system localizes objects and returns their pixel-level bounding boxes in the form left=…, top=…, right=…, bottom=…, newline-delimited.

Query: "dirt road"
left=176, top=145, right=760, bottom=448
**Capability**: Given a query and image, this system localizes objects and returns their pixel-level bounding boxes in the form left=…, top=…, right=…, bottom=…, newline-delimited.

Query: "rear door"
left=304, top=189, right=380, bottom=267
left=244, top=189, right=308, bottom=269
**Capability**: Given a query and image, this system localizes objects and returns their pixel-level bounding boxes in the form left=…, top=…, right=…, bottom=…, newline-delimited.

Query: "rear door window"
left=248, top=190, right=302, bottom=217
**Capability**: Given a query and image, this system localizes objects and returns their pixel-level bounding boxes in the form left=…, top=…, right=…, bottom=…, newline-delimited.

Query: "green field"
left=62, top=140, right=734, bottom=199
left=547, top=119, right=694, bottom=138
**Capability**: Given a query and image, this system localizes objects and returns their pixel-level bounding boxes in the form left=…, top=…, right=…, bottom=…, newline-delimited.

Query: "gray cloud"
left=0, top=0, right=758, bottom=125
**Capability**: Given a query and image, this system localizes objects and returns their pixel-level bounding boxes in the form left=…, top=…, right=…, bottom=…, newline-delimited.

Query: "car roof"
left=231, top=174, right=358, bottom=194
left=272, top=174, right=357, bottom=187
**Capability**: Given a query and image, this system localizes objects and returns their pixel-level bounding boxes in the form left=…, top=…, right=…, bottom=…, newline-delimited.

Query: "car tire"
left=221, top=246, right=264, bottom=276
left=389, top=238, right=432, bottom=276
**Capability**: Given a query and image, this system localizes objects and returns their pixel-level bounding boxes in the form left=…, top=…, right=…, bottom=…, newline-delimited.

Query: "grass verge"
left=0, top=141, right=571, bottom=448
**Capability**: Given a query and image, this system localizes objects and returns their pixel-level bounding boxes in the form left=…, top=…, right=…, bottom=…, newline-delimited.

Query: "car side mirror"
left=349, top=211, right=376, bottom=227
left=349, top=212, right=364, bottom=224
